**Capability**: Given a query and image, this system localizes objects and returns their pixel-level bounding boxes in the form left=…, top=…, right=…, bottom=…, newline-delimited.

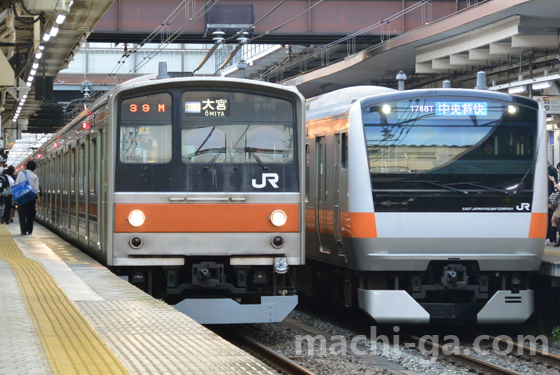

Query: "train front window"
left=362, top=97, right=537, bottom=194
left=119, top=93, right=172, bottom=164
left=181, top=91, right=294, bottom=164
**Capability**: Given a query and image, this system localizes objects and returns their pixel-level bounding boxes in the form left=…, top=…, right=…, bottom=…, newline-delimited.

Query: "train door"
left=78, top=142, right=87, bottom=244
left=89, top=136, right=98, bottom=248
left=63, top=149, right=70, bottom=231
left=333, top=133, right=347, bottom=263
left=70, top=146, right=78, bottom=240
left=99, top=129, right=107, bottom=255
left=315, top=136, right=330, bottom=254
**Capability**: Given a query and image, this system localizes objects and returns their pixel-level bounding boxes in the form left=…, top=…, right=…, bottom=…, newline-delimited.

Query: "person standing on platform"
left=15, top=161, right=41, bottom=235
left=2, top=166, right=15, bottom=224
left=547, top=162, right=559, bottom=245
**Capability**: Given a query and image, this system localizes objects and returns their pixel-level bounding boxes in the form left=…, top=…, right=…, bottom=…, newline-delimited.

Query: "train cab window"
left=341, top=133, right=348, bottom=169
left=181, top=90, right=295, bottom=164
left=119, top=93, right=172, bottom=163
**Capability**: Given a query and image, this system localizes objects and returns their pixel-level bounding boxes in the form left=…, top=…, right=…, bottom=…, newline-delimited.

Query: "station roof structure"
left=0, top=0, right=115, bottom=135
left=282, top=0, right=560, bottom=97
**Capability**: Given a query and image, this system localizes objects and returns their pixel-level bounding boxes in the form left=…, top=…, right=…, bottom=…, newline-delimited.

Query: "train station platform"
left=0, top=222, right=275, bottom=375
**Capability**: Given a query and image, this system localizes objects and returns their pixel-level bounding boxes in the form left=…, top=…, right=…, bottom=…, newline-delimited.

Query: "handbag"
left=550, top=189, right=560, bottom=206
left=12, top=172, right=37, bottom=206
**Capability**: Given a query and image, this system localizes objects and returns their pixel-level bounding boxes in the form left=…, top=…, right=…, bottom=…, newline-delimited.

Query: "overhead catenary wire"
left=212, top=0, right=326, bottom=75
left=194, top=0, right=287, bottom=73
left=132, top=0, right=221, bottom=72
left=213, top=44, right=243, bottom=75
left=257, top=0, right=429, bottom=81
left=67, top=0, right=220, bottom=120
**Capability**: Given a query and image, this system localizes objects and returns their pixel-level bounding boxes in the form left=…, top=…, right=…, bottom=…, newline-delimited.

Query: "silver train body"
left=301, top=86, right=546, bottom=324
left=31, top=74, right=306, bottom=324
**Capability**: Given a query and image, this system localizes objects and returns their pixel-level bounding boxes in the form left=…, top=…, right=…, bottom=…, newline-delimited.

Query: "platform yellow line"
left=0, top=226, right=128, bottom=375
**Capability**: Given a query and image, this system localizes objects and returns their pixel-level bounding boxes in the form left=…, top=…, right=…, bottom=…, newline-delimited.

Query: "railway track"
left=470, top=333, right=560, bottom=371
left=211, top=325, right=317, bottom=375
left=402, top=333, right=523, bottom=375
left=239, top=333, right=317, bottom=375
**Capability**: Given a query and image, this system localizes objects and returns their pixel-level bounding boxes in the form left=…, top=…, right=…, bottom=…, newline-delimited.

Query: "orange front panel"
left=115, top=204, right=299, bottom=233
left=528, top=212, right=547, bottom=239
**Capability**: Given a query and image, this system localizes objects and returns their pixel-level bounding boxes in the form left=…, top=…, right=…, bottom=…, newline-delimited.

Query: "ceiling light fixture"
left=532, top=81, right=552, bottom=90
left=508, top=85, right=527, bottom=94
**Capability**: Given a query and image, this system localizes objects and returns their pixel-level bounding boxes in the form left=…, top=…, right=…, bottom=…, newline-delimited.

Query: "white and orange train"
left=29, top=67, right=306, bottom=324
left=300, top=86, right=546, bottom=324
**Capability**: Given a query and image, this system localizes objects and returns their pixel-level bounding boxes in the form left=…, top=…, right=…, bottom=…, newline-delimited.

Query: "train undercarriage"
left=112, top=257, right=298, bottom=324
left=298, top=259, right=535, bottom=325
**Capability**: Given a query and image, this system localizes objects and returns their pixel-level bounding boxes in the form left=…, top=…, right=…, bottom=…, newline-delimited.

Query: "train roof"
left=306, top=86, right=396, bottom=120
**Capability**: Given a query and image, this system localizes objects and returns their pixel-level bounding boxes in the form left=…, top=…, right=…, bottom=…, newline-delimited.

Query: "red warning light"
left=37, top=154, right=42, bottom=159
left=82, top=121, right=90, bottom=129
left=16, top=168, right=19, bottom=172
left=53, top=142, right=58, bottom=148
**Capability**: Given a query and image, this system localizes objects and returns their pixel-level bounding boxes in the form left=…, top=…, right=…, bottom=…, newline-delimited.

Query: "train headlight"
left=382, top=104, right=392, bottom=114
left=128, top=210, right=145, bottom=227
left=270, top=210, right=287, bottom=227
left=507, top=105, right=517, bottom=114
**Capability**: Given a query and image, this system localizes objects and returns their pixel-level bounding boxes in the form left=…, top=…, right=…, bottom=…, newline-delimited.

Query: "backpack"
left=0, top=175, right=7, bottom=195
left=1, top=175, right=11, bottom=197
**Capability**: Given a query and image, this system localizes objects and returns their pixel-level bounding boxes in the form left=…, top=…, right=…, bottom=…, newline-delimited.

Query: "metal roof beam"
left=511, top=35, right=560, bottom=48
left=416, top=15, right=520, bottom=63
left=469, top=48, right=507, bottom=60
left=489, top=42, right=526, bottom=54
left=449, top=53, right=487, bottom=65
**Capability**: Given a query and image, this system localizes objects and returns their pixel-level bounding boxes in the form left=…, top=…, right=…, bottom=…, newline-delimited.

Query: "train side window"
left=119, top=93, right=172, bottom=164
left=341, top=133, right=348, bottom=169
left=90, top=138, right=97, bottom=194
left=71, top=148, right=76, bottom=194
left=79, top=144, right=85, bottom=194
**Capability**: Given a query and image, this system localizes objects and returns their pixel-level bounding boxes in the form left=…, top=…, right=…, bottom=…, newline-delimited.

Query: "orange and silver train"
left=301, top=86, right=546, bottom=324
left=29, top=67, right=306, bottom=324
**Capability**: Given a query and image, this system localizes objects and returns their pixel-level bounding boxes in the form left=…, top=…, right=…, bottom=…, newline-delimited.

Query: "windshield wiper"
left=512, top=164, right=533, bottom=195
left=403, top=180, right=468, bottom=194
left=203, top=147, right=226, bottom=170
left=245, top=147, right=268, bottom=171
left=446, top=182, right=508, bottom=194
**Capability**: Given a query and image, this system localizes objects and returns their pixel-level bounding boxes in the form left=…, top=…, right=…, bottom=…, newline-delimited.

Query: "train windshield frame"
left=180, top=90, right=295, bottom=166
left=116, top=87, right=300, bottom=193
left=361, top=95, right=539, bottom=212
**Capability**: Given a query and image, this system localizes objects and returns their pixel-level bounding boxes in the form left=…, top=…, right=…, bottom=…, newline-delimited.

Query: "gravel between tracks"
left=241, top=309, right=560, bottom=375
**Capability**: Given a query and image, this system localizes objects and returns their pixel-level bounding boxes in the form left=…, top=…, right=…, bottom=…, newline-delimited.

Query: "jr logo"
left=516, top=203, right=531, bottom=211
left=252, top=173, right=279, bottom=189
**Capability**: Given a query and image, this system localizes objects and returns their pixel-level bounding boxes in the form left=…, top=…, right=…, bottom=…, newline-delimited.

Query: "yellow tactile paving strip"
left=0, top=225, right=129, bottom=375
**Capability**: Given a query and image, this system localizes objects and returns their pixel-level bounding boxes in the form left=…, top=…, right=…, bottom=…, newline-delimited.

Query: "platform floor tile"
left=77, top=300, right=276, bottom=375
left=0, top=260, right=52, bottom=375
left=0, top=225, right=129, bottom=375
left=3, top=222, right=277, bottom=375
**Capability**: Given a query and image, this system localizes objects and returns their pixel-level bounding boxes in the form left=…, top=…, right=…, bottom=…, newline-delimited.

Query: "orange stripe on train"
left=115, top=204, right=300, bottom=233
left=528, top=212, right=547, bottom=239
left=305, top=208, right=377, bottom=238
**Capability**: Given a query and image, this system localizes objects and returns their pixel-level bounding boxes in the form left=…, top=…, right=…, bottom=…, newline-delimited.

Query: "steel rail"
left=403, top=334, right=523, bottom=375
left=478, top=333, right=560, bottom=370
left=238, top=334, right=317, bottom=375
